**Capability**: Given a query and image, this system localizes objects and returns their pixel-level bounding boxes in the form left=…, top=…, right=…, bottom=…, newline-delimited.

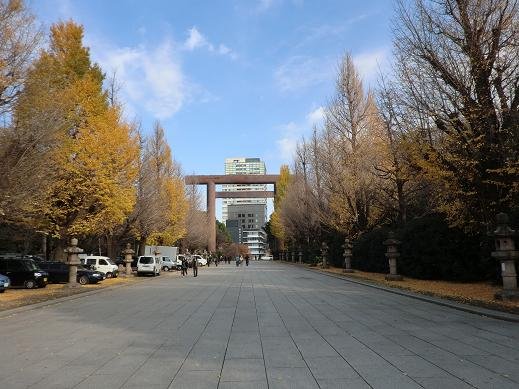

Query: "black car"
left=38, top=262, right=104, bottom=285
left=0, top=256, right=48, bottom=289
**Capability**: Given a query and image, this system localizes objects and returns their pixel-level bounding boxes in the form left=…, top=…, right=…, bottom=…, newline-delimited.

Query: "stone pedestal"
left=342, top=238, right=354, bottom=273
left=64, top=238, right=83, bottom=288
left=291, top=251, right=295, bottom=262
left=384, top=232, right=403, bottom=281
left=122, top=243, right=135, bottom=277
left=491, top=213, right=519, bottom=301
left=298, top=251, right=302, bottom=264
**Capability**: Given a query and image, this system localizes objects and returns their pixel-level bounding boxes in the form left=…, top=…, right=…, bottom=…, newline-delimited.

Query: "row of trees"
left=270, top=0, right=519, bottom=280
left=0, top=1, right=206, bottom=258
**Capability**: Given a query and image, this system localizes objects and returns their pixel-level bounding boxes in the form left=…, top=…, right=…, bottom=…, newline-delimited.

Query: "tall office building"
left=222, top=157, right=268, bottom=258
left=221, top=157, right=267, bottom=223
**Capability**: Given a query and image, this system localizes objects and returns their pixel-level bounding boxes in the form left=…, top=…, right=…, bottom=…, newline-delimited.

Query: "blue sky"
left=32, top=0, right=393, bottom=218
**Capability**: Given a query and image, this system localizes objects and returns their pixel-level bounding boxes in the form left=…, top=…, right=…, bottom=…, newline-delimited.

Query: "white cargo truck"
left=144, top=246, right=179, bottom=269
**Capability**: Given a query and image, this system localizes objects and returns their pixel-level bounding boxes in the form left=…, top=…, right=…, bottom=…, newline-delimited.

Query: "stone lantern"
left=122, top=243, right=135, bottom=277
left=384, top=232, right=403, bottom=281
left=321, top=242, right=328, bottom=268
left=298, top=249, right=303, bottom=264
left=64, top=238, right=83, bottom=287
left=342, top=238, right=354, bottom=273
left=491, top=213, right=519, bottom=301
left=291, top=251, right=295, bottom=262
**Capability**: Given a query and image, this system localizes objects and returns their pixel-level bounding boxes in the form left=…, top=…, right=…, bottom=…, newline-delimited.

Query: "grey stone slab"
left=220, top=358, right=266, bottom=382
left=317, top=378, right=371, bottom=389
left=0, top=262, right=517, bottom=389
left=413, top=376, right=474, bottom=389
left=218, top=381, right=268, bottom=389
left=291, top=335, right=338, bottom=358
left=267, top=367, right=319, bottom=389
left=384, top=355, right=450, bottom=378
left=168, top=370, right=219, bottom=389
left=365, top=375, right=423, bottom=389
left=305, top=356, right=360, bottom=379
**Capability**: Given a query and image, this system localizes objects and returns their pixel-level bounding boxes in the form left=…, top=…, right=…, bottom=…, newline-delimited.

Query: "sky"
left=32, top=0, right=394, bottom=219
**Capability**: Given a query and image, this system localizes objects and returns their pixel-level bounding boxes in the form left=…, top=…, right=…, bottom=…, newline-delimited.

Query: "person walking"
left=181, top=257, right=187, bottom=276
left=193, top=256, right=198, bottom=277
left=245, top=255, right=250, bottom=266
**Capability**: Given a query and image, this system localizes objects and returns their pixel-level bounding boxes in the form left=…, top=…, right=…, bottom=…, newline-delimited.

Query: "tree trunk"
left=138, top=236, right=147, bottom=256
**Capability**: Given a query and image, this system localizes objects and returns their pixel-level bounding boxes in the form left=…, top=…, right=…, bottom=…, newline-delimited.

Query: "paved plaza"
left=0, top=261, right=518, bottom=389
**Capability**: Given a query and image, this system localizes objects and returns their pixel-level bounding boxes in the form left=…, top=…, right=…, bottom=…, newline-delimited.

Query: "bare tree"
left=394, top=0, right=519, bottom=230
left=0, top=0, right=42, bottom=118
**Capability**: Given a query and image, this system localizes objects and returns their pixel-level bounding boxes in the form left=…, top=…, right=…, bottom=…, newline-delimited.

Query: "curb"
left=280, top=261, right=519, bottom=323
left=0, top=273, right=167, bottom=319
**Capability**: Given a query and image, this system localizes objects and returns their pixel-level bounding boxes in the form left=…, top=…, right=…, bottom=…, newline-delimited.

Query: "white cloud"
left=275, top=105, right=324, bottom=163
left=184, top=26, right=212, bottom=51
left=276, top=122, right=300, bottom=161
left=257, top=0, right=276, bottom=12
left=353, top=48, right=389, bottom=86
left=183, top=26, right=237, bottom=59
left=306, top=106, right=325, bottom=127
left=275, top=56, right=334, bottom=92
left=94, top=39, right=188, bottom=119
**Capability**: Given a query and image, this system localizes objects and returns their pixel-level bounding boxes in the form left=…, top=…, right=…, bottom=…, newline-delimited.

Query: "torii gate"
left=184, top=174, right=280, bottom=252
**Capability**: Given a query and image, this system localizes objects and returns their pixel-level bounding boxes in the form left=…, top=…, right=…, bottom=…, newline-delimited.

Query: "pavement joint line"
left=217, top=278, right=244, bottom=389
left=289, top=271, right=478, bottom=389
left=284, top=264, right=519, bottom=386
left=115, top=281, right=221, bottom=389
left=167, top=273, right=240, bottom=389
left=280, top=261, right=519, bottom=323
left=0, top=273, right=165, bottom=319
left=252, top=280, right=270, bottom=389
left=261, top=270, right=322, bottom=389
left=302, top=265, right=519, bottom=357
left=51, top=277, right=199, bottom=389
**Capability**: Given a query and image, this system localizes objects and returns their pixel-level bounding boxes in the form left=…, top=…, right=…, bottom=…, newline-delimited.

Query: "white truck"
left=144, top=246, right=179, bottom=269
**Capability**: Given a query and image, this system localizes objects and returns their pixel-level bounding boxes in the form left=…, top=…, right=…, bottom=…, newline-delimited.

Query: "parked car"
left=38, top=262, right=104, bottom=285
left=137, top=256, right=161, bottom=276
left=191, top=255, right=207, bottom=266
left=81, top=256, right=119, bottom=278
left=0, top=273, right=10, bottom=293
left=0, top=256, right=48, bottom=289
left=160, top=256, right=176, bottom=271
left=260, top=255, right=273, bottom=261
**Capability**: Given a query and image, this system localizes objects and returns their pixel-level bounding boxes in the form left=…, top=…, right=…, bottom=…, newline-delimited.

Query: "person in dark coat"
left=192, top=256, right=198, bottom=277
left=181, top=257, right=187, bottom=276
left=245, top=255, right=250, bottom=266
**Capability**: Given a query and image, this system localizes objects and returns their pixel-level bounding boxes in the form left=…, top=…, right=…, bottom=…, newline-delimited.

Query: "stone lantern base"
left=343, top=268, right=354, bottom=273
left=495, top=289, right=519, bottom=301
left=385, top=274, right=403, bottom=281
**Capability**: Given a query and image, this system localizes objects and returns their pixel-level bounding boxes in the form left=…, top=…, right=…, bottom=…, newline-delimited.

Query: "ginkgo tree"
left=14, top=21, right=138, bottom=253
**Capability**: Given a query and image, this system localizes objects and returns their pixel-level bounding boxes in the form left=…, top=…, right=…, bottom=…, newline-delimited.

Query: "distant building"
left=222, top=157, right=267, bottom=222
left=222, top=157, right=268, bottom=258
left=225, top=219, right=242, bottom=244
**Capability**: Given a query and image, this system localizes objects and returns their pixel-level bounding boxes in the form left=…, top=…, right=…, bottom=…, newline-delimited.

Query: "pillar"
left=491, top=213, right=519, bottom=301
left=207, top=181, right=216, bottom=253
left=65, top=238, right=83, bottom=288
left=122, top=243, right=135, bottom=276
left=384, top=232, right=403, bottom=281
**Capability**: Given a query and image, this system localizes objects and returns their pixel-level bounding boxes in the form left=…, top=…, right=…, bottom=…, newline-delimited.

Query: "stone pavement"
left=0, top=261, right=518, bottom=389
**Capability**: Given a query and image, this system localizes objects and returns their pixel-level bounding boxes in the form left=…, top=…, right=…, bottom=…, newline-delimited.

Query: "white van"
left=81, top=256, right=119, bottom=278
left=160, top=256, right=176, bottom=271
left=137, top=256, right=161, bottom=276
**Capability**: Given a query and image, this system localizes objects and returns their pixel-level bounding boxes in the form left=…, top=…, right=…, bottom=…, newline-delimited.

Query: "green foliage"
left=351, top=214, right=504, bottom=281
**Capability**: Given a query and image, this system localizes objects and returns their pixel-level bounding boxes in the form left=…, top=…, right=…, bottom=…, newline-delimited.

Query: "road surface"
left=0, top=261, right=518, bottom=388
